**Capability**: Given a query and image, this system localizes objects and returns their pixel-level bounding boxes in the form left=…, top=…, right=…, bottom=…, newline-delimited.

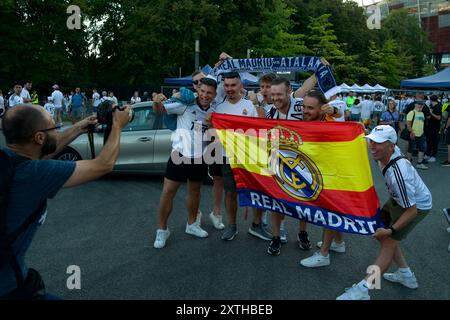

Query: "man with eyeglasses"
left=0, top=103, right=131, bottom=300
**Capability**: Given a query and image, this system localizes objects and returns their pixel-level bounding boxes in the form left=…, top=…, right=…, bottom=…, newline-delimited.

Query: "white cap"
left=47, top=96, right=54, bottom=101
left=365, top=125, right=397, bottom=144
left=52, top=84, right=59, bottom=90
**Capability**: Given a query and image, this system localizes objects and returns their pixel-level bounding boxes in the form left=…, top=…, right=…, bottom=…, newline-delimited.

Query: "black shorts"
left=446, top=131, right=450, bottom=145
left=208, top=163, right=223, bottom=177
left=165, top=152, right=208, bottom=182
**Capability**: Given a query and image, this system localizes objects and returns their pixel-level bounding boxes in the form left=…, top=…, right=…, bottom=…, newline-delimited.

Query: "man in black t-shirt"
left=424, top=95, right=442, bottom=162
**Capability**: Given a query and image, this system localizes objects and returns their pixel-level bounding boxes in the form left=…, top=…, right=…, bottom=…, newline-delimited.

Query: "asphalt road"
left=22, top=141, right=450, bottom=300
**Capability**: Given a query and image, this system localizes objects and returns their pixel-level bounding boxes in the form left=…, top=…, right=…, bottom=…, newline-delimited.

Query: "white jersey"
left=44, top=102, right=56, bottom=117
left=328, top=99, right=347, bottom=122
left=8, top=94, right=23, bottom=108
left=51, top=90, right=64, bottom=108
left=373, top=101, right=385, bottom=112
left=20, top=88, right=31, bottom=100
left=383, top=146, right=432, bottom=210
left=92, top=92, right=101, bottom=107
left=165, top=100, right=213, bottom=158
left=265, top=96, right=303, bottom=120
left=215, top=97, right=258, bottom=117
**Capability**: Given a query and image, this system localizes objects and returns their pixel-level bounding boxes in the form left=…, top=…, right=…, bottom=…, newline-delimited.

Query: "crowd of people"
left=1, top=52, right=449, bottom=300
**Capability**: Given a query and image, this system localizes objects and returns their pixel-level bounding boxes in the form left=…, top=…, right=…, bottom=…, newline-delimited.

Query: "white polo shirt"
left=383, top=146, right=432, bottom=210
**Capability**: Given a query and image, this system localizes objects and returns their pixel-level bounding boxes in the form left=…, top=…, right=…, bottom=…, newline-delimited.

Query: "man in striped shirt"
left=337, top=125, right=432, bottom=300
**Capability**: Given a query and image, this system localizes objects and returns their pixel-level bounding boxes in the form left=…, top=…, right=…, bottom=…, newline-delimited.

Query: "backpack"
left=0, top=149, right=46, bottom=293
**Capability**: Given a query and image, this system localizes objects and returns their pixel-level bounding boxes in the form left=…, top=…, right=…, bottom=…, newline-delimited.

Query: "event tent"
left=400, top=67, right=450, bottom=89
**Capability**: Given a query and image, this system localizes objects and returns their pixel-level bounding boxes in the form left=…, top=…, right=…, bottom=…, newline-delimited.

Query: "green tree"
left=305, top=14, right=367, bottom=84
left=367, top=39, right=412, bottom=88
left=380, top=9, right=433, bottom=78
left=0, top=0, right=90, bottom=93
left=254, top=0, right=311, bottom=57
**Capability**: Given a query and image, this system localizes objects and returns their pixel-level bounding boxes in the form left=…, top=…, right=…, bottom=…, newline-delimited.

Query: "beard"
left=40, top=133, right=57, bottom=158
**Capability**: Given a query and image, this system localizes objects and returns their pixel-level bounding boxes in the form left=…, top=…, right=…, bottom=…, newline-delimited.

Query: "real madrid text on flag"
left=211, top=114, right=382, bottom=235
left=211, top=56, right=336, bottom=98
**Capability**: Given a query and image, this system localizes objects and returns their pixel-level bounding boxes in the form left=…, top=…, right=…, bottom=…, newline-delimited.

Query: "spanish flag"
left=211, top=113, right=382, bottom=235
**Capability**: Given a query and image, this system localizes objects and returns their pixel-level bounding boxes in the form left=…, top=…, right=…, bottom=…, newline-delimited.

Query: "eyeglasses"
left=38, top=125, right=61, bottom=132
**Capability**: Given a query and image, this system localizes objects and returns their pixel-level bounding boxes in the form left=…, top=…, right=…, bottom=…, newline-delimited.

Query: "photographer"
left=0, top=103, right=131, bottom=300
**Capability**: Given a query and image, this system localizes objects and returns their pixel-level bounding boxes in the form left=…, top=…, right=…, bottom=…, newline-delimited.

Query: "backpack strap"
left=382, top=156, right=406, bottom=176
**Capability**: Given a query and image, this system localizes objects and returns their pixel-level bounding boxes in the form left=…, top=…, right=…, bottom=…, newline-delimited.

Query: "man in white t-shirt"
left=337, top=125, right=432, bottom=300
left=51, top=85, right=64, bottom=126
left=20, top=81, right=32, bottom=103
left=328, top=88, right=349, bottom=122
left=8, top=83, right=24, bottom=108
left=213, top=72, right=263, bottom=242
left=91, top=88, right=101, bottom=112
left=130, top=91, right=141, bottom=104
left=152, top=78, right=218, bottom=249
left=360, top=96, right=374, bottom=128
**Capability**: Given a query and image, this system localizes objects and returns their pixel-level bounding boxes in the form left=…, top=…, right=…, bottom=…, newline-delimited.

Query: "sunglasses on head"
left=192, top=80, right=201, bottom=85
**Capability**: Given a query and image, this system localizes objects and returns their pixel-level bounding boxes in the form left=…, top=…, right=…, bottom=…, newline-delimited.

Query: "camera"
left=96, top=100, right=134, bottom=126
left=96, top=100, right=134, bottom=144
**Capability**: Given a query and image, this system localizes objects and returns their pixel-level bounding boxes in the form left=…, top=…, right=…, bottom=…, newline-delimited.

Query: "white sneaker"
left=424, top=155, right=430, bottom=160
left=428, top=157, right=436, bottom=163
left=154, top=228, right=170, bottom=249
left=416, top=163, right=428, bottom=170
left=185, top=222, right=208, bottom=238
left=383, top=270, right=418, bottom=289
left=209, top=211, right=225, bottom=230
left=300, top=251, right=330, bottom=267
left=336, top=284, right=370, bottom=300
left=316, top=240, right=346, bottom=253
left=195, top=210, right=202, bottom=226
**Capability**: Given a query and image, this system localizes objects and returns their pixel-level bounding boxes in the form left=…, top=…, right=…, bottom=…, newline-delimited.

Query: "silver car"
left=55, top=101, right=173, bottom=174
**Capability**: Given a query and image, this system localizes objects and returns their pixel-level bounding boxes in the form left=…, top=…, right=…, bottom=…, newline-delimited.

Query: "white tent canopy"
left=373, top=84, right=388, bottom=92
left=350, top=84, right=364, bottom=92
left=361, top=84, right=375, bottom=91
left=340, top=83, right=388, bottom=93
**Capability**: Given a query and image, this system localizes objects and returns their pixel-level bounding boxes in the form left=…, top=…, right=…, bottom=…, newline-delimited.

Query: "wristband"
left=389, top=226, right=397, bottom=235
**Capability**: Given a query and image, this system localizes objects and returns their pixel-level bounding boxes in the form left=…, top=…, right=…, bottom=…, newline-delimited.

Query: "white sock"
left=280, top=221, right=285, bottom=230
left=357, top=279, right=369, bottom=291
left=398, top=267, right=412, bottom=276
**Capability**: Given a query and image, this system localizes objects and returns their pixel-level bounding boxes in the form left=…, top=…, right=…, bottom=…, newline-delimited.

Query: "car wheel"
left=55, top=147, right=82, bottom=161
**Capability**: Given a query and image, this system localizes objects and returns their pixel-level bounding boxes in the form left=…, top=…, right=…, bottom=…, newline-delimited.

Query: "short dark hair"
left=259, top=73, right=277, bottom=84
left=191, top=70, right=205, bottom=78
left=306, top=90, right=328, bottom=105
left=200, top=77, right=217, bottom=90
left=222, top=72, right=241, bottom=79
left=2, top=106, right=48, bottom=144
left=430, top=95, right=438, bottom=102
left=270, top=77, right=291, bottom=89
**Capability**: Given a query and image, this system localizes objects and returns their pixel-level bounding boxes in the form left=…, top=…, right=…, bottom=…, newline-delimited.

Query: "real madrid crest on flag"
left=211, top=113, right=383, bottom=236
left=267, top=126, right=323, bottom=202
